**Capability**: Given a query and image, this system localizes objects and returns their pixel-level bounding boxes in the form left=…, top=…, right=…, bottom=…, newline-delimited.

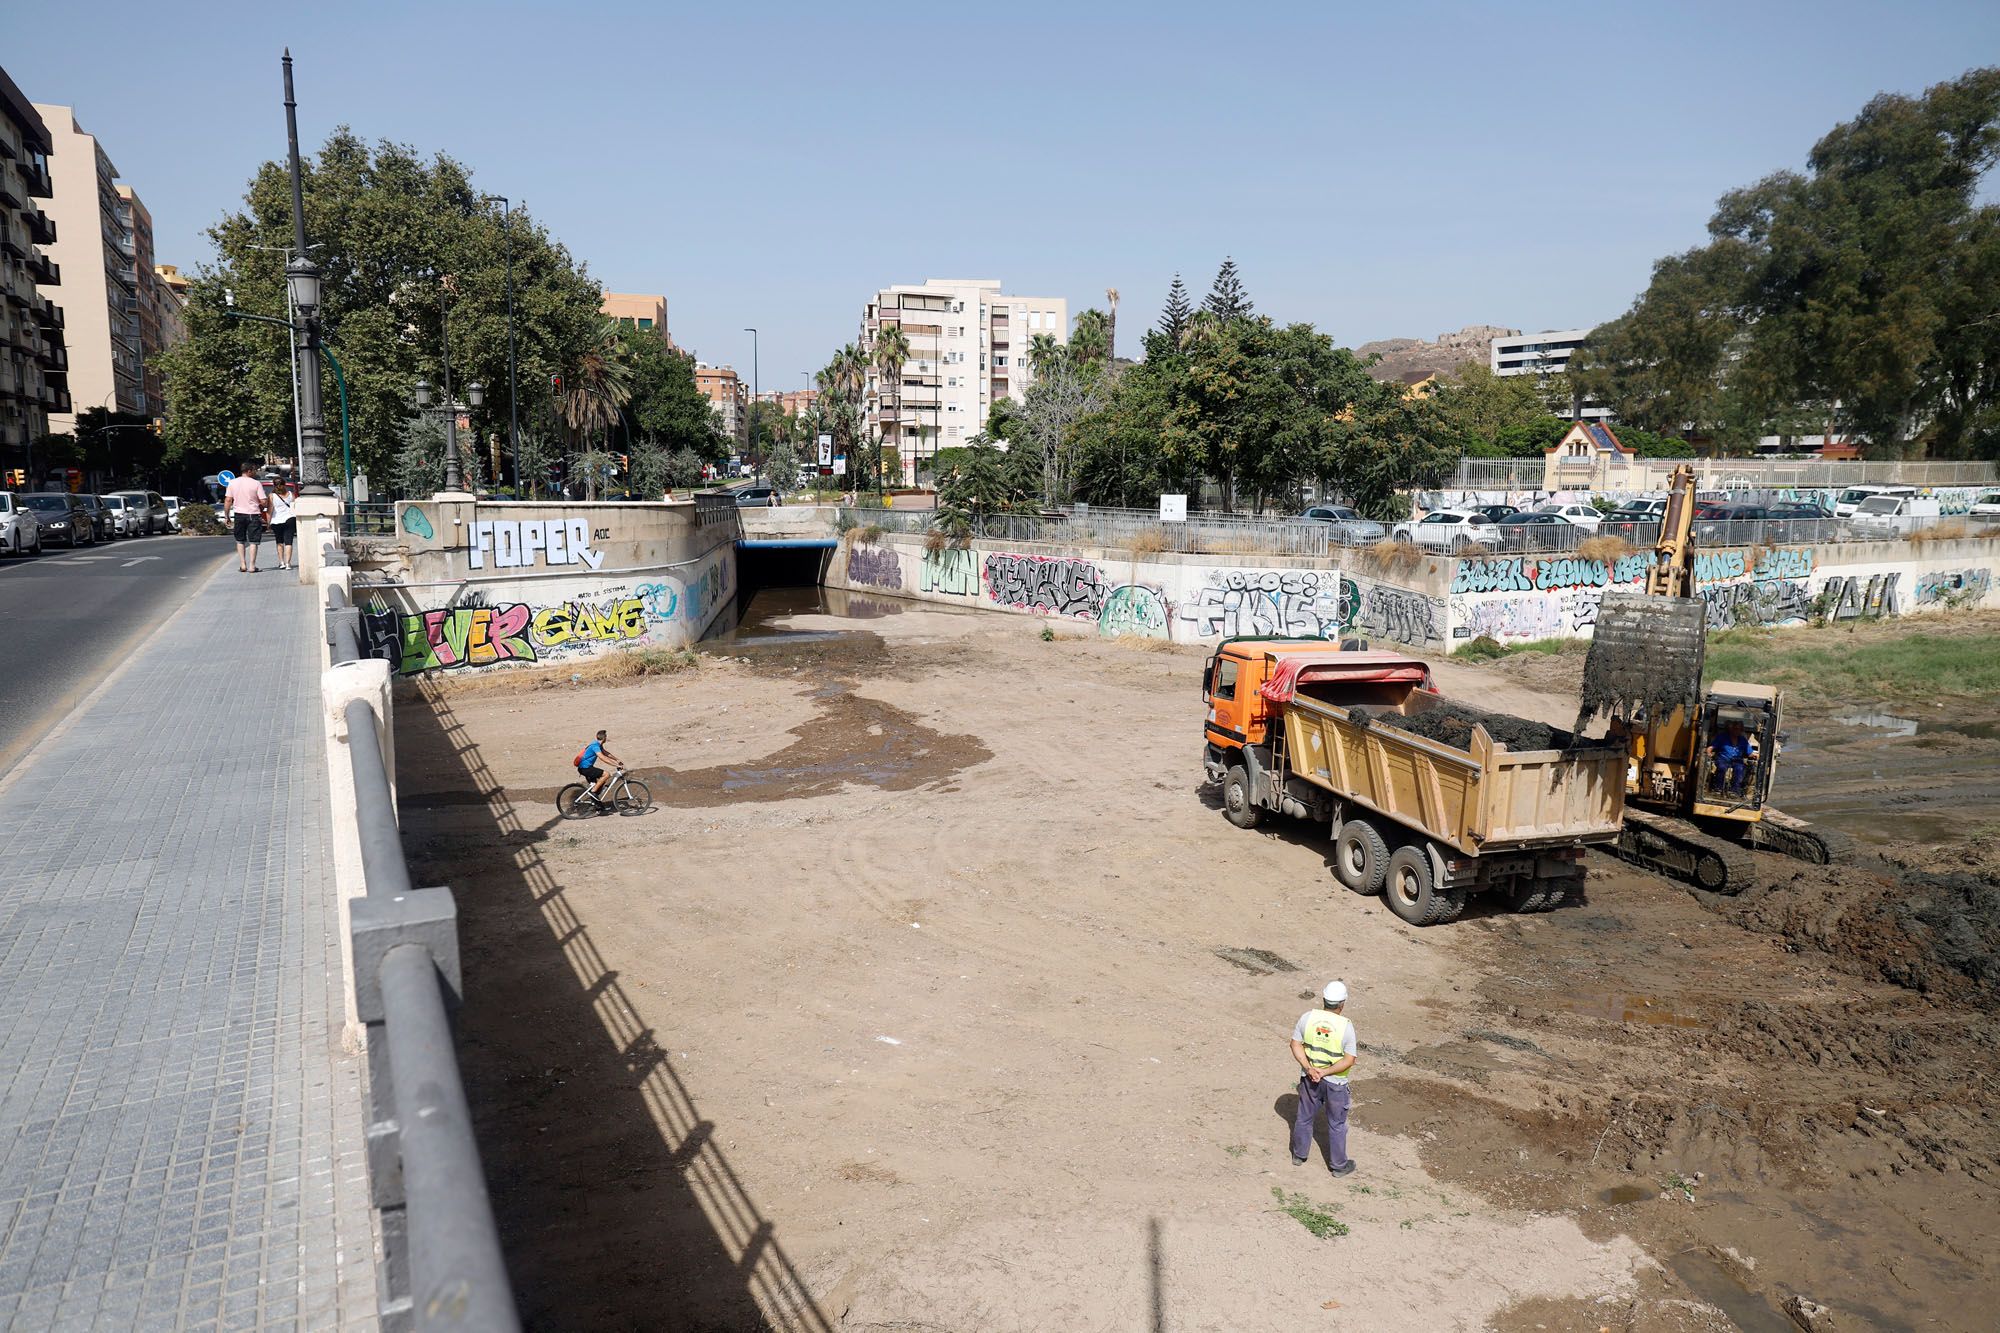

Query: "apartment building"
left=602, top=291, right=671, bottom=347
left=34, top=103, right=143, bottom=433
left=758, top=388, right=817, bottom=418
left=861, top=279, right=1067, bottom=483
left=0, top=67, right=66, bottom=464
left=695, top=362, right=747, bottom=448
left=115, top=186, right=177, bottom=416
left=1489, top=326, right=1609, bottom=421
left=153, top=262, right=188, bottom=348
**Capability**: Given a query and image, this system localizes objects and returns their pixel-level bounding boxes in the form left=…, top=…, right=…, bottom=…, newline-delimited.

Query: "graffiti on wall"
left=983, top=553, right=1106, bottom=619
left=1702, top=579, right=1812, bottom=629
left=1098, top=584, right=1171, bottom=639
left=921, top=547, right=977, bottom=596
left=848, top=544, right=904, bottom=590
left=393, top=595, right=651, bottom=674
left=1914, top=567, right=1993, bottom=606
left=1450, top=547, right=1815, bottom=597
left=1338, top=574, right=1444, bottom=647
left=1821, top=571, right=1900, bottom=621
left=1178, top=568, right=1343, bottom=638
left=466, top=517, right=606, bottom=571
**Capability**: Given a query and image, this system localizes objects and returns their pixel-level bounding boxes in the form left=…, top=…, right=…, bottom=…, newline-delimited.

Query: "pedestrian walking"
left=224, top=464, right=271, bottom=573
left=270, top=482, right=298, bottom=570
left=1289, top=980, right=1358, bottom=1175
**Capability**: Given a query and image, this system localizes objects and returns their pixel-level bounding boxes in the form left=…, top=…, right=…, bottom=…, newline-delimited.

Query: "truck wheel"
left=1333, top=819, right=1388, bottom=895
left=1384, top=845, right=1457, bottom=926
left=1222, top=765, right=1261, bottom=830
left=1507, top=882, right=1553, bottom=914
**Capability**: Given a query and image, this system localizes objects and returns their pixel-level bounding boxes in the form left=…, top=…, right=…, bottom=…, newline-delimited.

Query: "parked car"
left=1491, top=510, right=1584, bottom=550
left=1967, top=491, right=2000, bottom=522
left=1845, top=494, right=1941, bottom=541
left=1467, top=504, right=1519, bottom=524
left=1390, top=508, right=1503, bottom=552
left=76, top=494, right=117, bottom=542
left=1763, top=501, right=1838, bottom=543
left=1536, top=502, right=1604, bottom=532
left=19, top=492, right=96, bottom=547
left=0, top=493, right=40, bottom=556
left=733, top=485, right=780, bottom=507
left=1692, top=502, right=1768, bottom=545
left=1832, top=484, right=1916, bottom=518
left=107, top=489, right=170, bottom=534
left=162, top=496, right=183, bottom=532
left=1296, top=505, right=1387, bottom=544
left=1598, top=498, right=1667, bottom=543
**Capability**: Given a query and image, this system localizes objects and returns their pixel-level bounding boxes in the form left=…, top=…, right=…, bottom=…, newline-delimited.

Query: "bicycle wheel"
left=615, top=779, right=652, bottom=813
left=556, top=784, right=592, bottom=819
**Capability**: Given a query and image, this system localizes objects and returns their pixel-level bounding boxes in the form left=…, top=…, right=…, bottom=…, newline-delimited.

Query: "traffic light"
left=614, top=453, right=629, bottom=475
left=550, top=374, right=563, bottom=394
left=3, top=469, right=23, bottom=487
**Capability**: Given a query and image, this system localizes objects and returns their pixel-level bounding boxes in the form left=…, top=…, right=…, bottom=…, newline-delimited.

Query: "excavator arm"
left=1578, top=465, right=1707, bottom=732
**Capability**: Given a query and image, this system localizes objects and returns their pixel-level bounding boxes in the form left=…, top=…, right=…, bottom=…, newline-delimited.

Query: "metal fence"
left=841, top=503, right=2000, bottom=560
left=342, top=503, right=398, bottom=537
left=325, top=562, right=521, bottom=1332
left=1452, top=456, right=2000, bottom=491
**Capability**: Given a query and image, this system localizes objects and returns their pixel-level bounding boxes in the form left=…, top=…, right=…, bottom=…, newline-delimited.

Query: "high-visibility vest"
left=1300, top=1010, right=1351, bottom=1071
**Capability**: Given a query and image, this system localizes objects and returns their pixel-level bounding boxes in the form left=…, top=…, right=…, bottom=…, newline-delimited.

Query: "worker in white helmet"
left=1289, top=980, right=1358, bottom=1175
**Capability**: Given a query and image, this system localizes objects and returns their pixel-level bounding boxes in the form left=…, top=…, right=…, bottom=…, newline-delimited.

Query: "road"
left=0, top=534, right=235, bottom=778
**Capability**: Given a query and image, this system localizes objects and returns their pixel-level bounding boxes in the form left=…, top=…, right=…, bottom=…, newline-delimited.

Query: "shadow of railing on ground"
left=397, top=678, right=832, bottom=1331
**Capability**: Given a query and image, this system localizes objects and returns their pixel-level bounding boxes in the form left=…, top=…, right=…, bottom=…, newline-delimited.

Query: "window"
left=637, top=317, right=653, bottom=329
left=947, top=377, right=957, bottom=387
left=995, top=355, right=1007, bottom=367
left=950, top=425, right=962, bottom=437
left=1212, top=659, right=1239, bottom=701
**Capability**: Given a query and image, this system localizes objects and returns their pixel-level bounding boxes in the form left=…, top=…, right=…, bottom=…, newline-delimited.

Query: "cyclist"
left=573, top=729, right=624, bottom=803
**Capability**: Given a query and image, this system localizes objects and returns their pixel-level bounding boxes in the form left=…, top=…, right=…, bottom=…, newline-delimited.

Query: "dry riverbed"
left=395, top=593, right=1999, bottom=1331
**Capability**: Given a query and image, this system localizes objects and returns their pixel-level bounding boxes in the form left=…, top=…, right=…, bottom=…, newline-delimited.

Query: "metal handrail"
left=347, top=698, right=414, bottom=901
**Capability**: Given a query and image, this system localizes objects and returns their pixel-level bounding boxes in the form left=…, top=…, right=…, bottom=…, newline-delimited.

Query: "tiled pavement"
left=0, top=563, right=377, bottom=1329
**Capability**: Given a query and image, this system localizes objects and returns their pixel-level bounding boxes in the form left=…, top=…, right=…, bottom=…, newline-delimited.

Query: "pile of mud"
left=1725, top=839, right=2000, bottom=1008
left=1353, top=699, right=1572, bottom=752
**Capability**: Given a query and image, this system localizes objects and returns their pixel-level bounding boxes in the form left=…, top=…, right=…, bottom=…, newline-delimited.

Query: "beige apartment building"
left=602, top=291, right=671, bottom=347
left=153, top=263, right=188, bottom=349
left=695, top=362, right=746, bottom=448
left=115, top=186, right=180, bottom=417
left=34, top=103, right=143, bottom=433
left=0, top=68, right=66, bottom=466
left=758, top=387, right=817, bottom=418
left=861, top=278, right=1067, bottom=483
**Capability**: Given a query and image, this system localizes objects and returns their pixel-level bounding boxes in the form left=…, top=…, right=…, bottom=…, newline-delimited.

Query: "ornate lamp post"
left=414, top=376, right=484, bottom=495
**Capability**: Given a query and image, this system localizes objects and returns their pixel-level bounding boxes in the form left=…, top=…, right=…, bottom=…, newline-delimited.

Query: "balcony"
left=0, top=232, right=21, bottom=261
left=24, top=162, right=50, bottom=199
left=25, top=211, right=53, bottom=245
left=37, top=342, right=66, bottom=371
left=39, top=298, right=63, bottom=328
left=44, top=384, right=70, bottom=413
left=0, top=178, right=20, bottom=211
left=26, top=253, right=56, bottom=286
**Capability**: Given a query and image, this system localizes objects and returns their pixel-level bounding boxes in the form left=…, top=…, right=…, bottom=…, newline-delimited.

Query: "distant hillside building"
left=1490, top=327, right=1610, bottom=421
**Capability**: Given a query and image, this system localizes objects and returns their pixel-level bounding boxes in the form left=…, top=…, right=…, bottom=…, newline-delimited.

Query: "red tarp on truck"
left=1257, top=651, right=1435, bottom=704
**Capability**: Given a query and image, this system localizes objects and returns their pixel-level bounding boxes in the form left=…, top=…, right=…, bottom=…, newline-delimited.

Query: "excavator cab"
left=1690, top=686, right=1780, bottom=819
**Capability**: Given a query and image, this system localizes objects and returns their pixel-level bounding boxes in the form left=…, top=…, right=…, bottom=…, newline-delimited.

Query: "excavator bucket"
left=1577, top=590, right=1707, bottom=730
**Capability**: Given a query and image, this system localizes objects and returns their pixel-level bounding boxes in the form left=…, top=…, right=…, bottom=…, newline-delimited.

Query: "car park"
left=1763, top=501, right=1838, bottom=543
left=1968, top=491, right=2000, bottom=522
left=76, top=494, right=117, bottom=542
left=107, top=490, right=170, bottom=534
left=1491, top=510, right=1584, bottom=550
left=1390, top=508, right=1503, bottom=552
left=19, top=493, right=96, bottom=547
left=1598, top=498, right=1666, bottom=543
left=1692, top=501, right=1768, bottom=545
left=1536, top=502, right=1603, bottom=532
left=1467, top=503, right=1519, bottom=524
left=1844, top=494, right=1941, bottom=541
left=0, top=494, right=40, bottom=555
left=733, top=485, right=780, bottom=507
left=1296, top=504, right=1387, bottom=544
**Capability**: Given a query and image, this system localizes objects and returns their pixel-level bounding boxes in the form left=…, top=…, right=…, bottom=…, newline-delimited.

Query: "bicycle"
left=556, top=766, right=653, bottom=819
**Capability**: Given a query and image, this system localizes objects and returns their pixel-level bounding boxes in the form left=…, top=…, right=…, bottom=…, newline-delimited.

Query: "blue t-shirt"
left=1711, top=733, right=1749, bottom=761
left=578, top=740, right=605, bottom=769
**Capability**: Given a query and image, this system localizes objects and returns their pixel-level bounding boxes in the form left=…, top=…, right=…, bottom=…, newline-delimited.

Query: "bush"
left=1577, top=535, right=1633, bottom=564
left=177, top=504, right=226, bottom=536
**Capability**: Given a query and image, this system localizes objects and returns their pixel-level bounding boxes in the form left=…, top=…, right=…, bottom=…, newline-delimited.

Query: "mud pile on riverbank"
left=1356, top=698, right=1573, bottom=752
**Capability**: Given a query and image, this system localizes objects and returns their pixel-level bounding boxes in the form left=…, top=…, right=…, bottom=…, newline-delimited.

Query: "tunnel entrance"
left=712, top=539, right=838, bottom=640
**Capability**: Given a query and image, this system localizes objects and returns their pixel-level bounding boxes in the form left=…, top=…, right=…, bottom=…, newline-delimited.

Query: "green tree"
left=1427, top=363, right=1559, bottom=447
left=1070, top=309, right=1110, bottom=367
left=871, top=324, right=911, bottom=478
left=560, top=318, right=635, bottom=450
left=390, top=416, right=485, bottom=497
left=620, top=326, right=726, bottom=459
left=156, top=129, right=604, bottom=493
left=1157, top=274, right=1194, bottom=348
left=1202, top=257, right=1254, bottom=320
left=1328, top=385, right=1464, bottom=520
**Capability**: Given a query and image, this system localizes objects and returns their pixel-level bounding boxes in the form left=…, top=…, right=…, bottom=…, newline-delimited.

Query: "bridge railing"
left=325, top=564, right=521, bottom=1332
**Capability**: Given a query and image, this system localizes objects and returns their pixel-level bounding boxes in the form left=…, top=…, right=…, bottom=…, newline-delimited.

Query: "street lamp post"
left=742, top=327, right=759, bottom=479
left=488, top=195, right=522, bottom=496
left=280, top=52, right=330, bottom=501
left=415, top=375, right=484, bottom=494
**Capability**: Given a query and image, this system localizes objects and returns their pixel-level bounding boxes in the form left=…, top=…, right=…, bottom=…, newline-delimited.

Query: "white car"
left=1844, top=494, right=1941, bottom=541
left=99, top=493, right=138, bottom=536
left=1536, top=503, right=1604, bottom=532
left=1391, top=508, right=1504, bottom=552
left=0, top=494, right=41, bottom=555
left=1833, top=484, right=1916, bottom=518
left=162, top=496, right=183, bottom=532
left=1967, top=491, right=2000, bottom=522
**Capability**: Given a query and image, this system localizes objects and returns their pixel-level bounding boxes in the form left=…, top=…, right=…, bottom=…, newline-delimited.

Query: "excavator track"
left=1608, top=809, right=1758, bottom=895
left=1744, top=809, right=1852, bottom=865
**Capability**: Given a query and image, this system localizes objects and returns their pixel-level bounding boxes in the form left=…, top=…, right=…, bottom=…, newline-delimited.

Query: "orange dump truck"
left=1201, top=640, right=1627, bottom=925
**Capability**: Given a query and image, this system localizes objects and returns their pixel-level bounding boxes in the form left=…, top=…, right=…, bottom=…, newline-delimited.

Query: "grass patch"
left=1127, top=529, right=1169, bottom=557
left=1108, top=633, right=1180, bottom=653
left=570, top=646, right=701, bottom=683
left=1704, top=623, right=2000, bottom=705
left=1455, top=634, right=1585, bottom=662
left=1577, top=534, right=1633, bottom=564
left=1909, top=520, right=1972, bottom=546
left=1271, top=1187, right=1349, bottom=1239
left=1363, top=539, right=1424, bottom=573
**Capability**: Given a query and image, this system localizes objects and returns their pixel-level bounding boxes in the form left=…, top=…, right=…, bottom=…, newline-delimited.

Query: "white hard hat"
left=1323, top=980, right=1348, bottom=1005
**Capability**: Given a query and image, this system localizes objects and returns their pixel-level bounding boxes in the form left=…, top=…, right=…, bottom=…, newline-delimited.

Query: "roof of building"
left=1547, top=420, right=1627, bottom=454
left=0, top=66, right=52, bottom=152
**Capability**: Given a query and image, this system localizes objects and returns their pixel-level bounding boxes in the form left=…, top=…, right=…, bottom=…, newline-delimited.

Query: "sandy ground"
left=395, top=592, right=1999, bottom=1332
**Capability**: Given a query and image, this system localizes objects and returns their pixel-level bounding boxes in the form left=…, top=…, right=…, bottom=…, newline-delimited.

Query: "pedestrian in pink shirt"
left=224, top=464, right=271, bottom=573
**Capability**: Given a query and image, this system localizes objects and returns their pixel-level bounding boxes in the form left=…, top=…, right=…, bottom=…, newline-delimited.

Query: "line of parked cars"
left=0, top=489, right=178, bottom=555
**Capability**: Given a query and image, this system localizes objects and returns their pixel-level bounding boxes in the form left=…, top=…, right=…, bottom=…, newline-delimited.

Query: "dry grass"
left=1910, top=520, right=1973, bottom=546
left=1577, top=534, right=1635, bottom=564
left=1360, top=539, right=1425, bottom=574
left=1127, top=529, right=1169, bottom=557
left=1107, top=632, right=1183, bottom=653
left=413, top=646, right=701, bottom=697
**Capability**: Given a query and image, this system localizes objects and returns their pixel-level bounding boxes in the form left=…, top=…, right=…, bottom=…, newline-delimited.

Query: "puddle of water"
left=1597, top=1183, right=1649, bottom=1206
left=1830, top=710, right=2000, bottom=741
left=1666, top=1249, right=1795, bottom=1333
left=1547, top=992, right=1703, bottom=1028
left=1833, top=709, right=1919, bottom=737
left=1214, top=947, right=1300, bottom=975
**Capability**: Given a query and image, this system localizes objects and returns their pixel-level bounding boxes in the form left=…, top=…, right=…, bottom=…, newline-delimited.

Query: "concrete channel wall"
left=344, top=498, right=740, bottom=676
left=826, top=531, right=2000, bottom=652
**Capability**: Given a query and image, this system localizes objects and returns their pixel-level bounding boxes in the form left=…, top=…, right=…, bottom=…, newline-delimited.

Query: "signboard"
left=832, top=456, right=847, bottom=476
left=1159, top=494, right=1188, bottom=522
left=817, top=434, right=833, bottom=465
left=350, top=472, right=370, bottom=504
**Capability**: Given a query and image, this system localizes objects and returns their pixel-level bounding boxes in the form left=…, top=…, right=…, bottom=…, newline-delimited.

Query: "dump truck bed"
left=1278, top=686, right=1626, bottom=858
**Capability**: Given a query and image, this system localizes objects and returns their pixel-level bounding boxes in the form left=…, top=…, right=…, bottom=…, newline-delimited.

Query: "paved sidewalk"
left=0, top=561, right=377, bottom=1329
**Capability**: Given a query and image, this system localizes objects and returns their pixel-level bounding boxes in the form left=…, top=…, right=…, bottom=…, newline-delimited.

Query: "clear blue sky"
left=12, top=1, right=1999, bottom=384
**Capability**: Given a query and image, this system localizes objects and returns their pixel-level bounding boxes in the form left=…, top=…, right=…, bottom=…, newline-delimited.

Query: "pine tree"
left=1203, top=258, right=1253, bottom=320
left=1159, top=274, right=1193, bottom=345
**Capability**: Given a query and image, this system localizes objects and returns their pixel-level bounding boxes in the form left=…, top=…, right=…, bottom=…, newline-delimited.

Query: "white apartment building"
left=1489, top=326, right=1610, bottom=421
left=861, top=279, right=1067, bottom=483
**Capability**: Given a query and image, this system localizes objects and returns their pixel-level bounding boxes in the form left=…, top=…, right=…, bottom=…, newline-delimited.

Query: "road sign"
left=217, top=469, right=236, bottom=485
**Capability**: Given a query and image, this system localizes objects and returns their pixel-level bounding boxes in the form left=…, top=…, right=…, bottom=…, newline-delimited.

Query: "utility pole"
left=492, top=195, right=522, bottom=496
left=743, top=327, right=759, bottom=479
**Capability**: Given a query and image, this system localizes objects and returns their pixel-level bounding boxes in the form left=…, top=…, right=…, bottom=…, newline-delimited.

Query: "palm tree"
left=560, top=320, right=636, bottom=499
left=871, top=324, right=911, bottom=487
left=1105, top=287, right=1119, bottom=364
left=1027, top=333, right=1064, bottom=378
left=1070, top=310, right=1110, bottom=367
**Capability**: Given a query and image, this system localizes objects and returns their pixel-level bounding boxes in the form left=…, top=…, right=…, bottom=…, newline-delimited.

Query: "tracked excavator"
left=1577, top=464, right=1846, bottom=894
